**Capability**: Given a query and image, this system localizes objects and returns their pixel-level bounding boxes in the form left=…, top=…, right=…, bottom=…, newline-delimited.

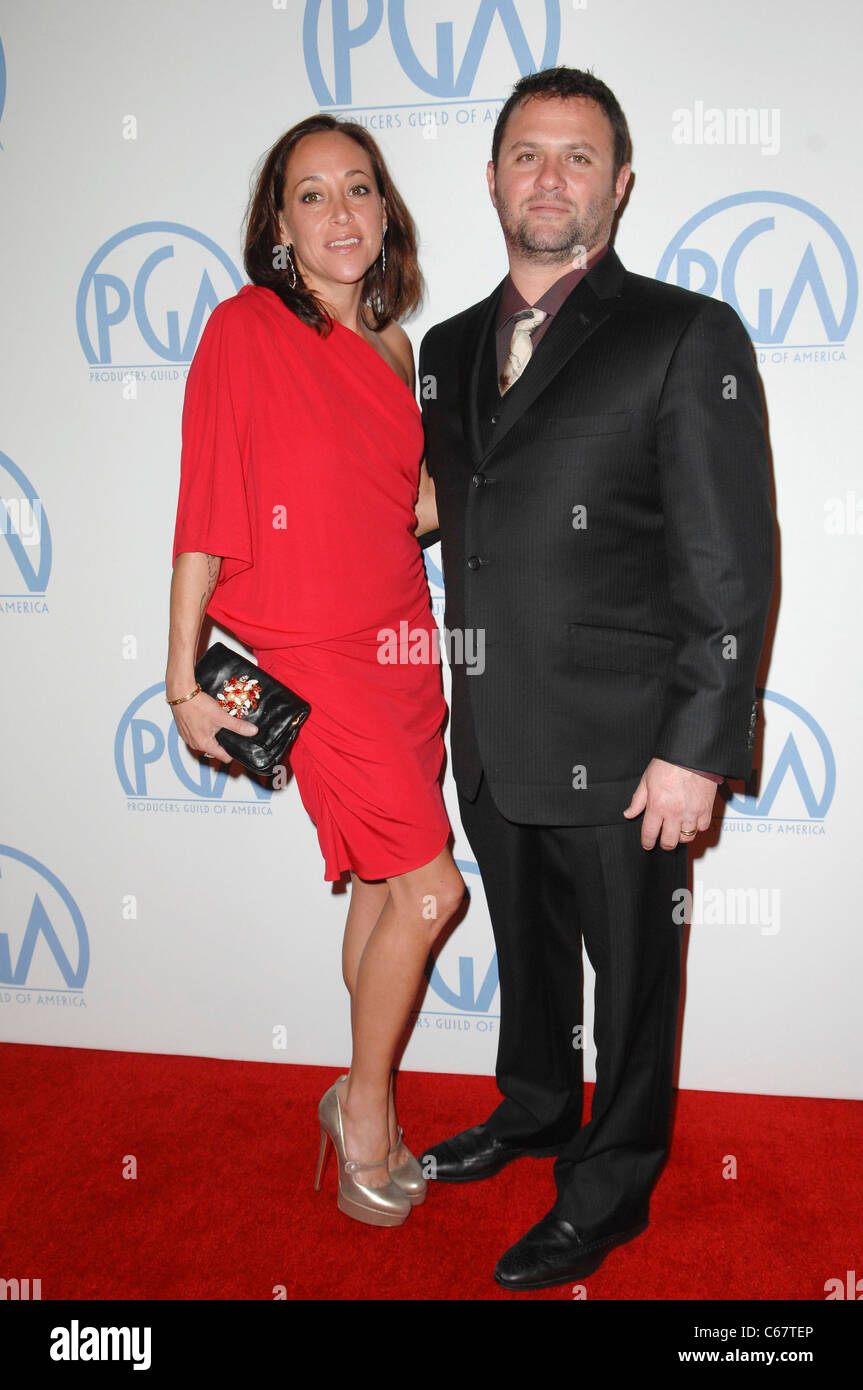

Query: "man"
left=418, top=67, right=774, bottom=1291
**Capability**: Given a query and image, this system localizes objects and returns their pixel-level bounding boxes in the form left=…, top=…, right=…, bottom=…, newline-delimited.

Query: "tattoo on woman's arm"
left=198, top=554, right=220, bottom=619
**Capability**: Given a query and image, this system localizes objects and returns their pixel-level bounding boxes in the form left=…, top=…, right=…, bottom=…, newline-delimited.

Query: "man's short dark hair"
left=491, top=67, right=631, bottom=177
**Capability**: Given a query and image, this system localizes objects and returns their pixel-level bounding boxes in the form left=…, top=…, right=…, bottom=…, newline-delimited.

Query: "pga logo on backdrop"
left=77, top=222, right=244, bottom=383
left=0, top=450, right=51, bottom=612
left=721, top=690, right=835, bottom=834
left=115, top=683, right=274, bottom=813
left=658, top=192, right=856, bottom=362
left=0, top=846, right=89, bottom=1001
left=302, top=0, right=561, bottom=107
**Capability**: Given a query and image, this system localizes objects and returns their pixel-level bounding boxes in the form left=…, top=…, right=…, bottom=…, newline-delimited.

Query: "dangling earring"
left=380, top=227, right=387, bottom=277
left=284, top=244, right=298, bottom=290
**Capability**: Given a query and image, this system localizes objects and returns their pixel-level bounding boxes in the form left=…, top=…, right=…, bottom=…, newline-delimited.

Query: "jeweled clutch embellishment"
left=218, top=675, right=262, bottom=720
left=195, top=643, right=310, bottom=775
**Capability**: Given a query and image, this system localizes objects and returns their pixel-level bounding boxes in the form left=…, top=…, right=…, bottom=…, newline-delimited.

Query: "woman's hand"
left=170, top=688, right=258, bottom=765
left=166, top=551, right=258, bottom=763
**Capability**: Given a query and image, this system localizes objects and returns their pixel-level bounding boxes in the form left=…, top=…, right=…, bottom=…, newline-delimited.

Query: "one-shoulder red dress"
left=172, top=285, right=449, bottom=881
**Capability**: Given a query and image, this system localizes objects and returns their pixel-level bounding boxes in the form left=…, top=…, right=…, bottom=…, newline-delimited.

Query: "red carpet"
left=1, top=1043, right=859, bottom=1301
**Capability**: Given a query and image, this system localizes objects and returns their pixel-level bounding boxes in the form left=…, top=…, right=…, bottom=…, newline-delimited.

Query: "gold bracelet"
left=166, top=683, right=202, bottom=706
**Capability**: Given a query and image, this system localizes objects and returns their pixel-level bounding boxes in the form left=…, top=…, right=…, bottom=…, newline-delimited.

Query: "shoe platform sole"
left=337, top=1190, right=411, bottom=1227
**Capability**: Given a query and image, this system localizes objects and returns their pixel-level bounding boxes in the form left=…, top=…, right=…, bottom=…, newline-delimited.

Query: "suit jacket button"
left=472, top=473, right=485, bottom=487
left=467, top=555, right=482, bottom=570
left=490, top=415, right=499, bottom=425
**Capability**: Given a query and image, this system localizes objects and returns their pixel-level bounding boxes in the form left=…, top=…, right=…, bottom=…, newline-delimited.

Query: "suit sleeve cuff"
left=678, top=764, right=724, bottom=784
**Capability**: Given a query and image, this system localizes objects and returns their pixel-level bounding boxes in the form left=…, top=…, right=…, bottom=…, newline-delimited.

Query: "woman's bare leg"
left=339, top=847, right=464, bottom=1186
left=342, top=874, right=423, bottom=1171
left=343, top=875, right=405, bottom=1167
left=343, top=874, right=389, bottom=1021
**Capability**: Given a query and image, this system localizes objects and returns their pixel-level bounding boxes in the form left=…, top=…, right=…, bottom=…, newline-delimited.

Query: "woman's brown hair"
left=244, top=114, right=422, bottom=335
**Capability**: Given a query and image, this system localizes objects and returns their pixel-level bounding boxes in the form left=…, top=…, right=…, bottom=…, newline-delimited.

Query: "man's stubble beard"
left=495, top=187, right=616, bottom=264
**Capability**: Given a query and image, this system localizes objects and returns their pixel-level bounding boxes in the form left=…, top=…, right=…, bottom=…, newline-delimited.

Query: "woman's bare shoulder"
left=377, top=320, right=415, bottom=388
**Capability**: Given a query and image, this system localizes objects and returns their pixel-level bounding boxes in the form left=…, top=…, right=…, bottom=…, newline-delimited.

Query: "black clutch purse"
left=194, top=642, right=310, bottom=776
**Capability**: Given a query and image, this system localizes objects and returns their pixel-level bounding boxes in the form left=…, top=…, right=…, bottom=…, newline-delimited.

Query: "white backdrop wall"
left=1, top=0, right=859, bottom=1099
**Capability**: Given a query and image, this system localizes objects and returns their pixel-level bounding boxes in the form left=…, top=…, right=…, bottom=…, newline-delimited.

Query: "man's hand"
left=623, top=758, right=717, bottom=849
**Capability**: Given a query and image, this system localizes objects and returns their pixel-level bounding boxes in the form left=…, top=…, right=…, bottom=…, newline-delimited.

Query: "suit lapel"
left=480, top=246, right=627, bottom=462
left=464, top=281, right=505, bottom=465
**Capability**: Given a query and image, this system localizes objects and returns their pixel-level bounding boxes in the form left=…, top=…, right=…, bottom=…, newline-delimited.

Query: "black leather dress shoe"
left=494, top=1212, right=648, bottom=1290
left=420, top=1124, right=533, bottom=1182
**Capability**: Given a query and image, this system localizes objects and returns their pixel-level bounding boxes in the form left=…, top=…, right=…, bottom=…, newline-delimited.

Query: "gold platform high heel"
left=388, top=1126, right=427, bottom=1205
left=315, top=1079, right=411, bottom=1228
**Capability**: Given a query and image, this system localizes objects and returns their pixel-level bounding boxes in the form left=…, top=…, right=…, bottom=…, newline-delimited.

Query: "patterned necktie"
left=499, top=306, right=547, bottom=394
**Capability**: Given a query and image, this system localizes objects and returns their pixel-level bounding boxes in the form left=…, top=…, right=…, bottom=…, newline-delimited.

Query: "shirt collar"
left=497, top=244, right=609, bottom=329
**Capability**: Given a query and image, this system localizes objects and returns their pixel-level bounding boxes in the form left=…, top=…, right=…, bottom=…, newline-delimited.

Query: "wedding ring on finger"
left=680, top=827, right=697, bottom=838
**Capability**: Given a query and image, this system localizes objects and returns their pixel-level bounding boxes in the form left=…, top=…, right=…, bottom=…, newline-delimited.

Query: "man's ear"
left=486, top=159, right=497, bottom=209
left=613, top=162, right=632, bottom=210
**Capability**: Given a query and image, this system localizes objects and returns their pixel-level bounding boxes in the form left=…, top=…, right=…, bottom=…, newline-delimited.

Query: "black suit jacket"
left=419, top=247, right=774, bottom=825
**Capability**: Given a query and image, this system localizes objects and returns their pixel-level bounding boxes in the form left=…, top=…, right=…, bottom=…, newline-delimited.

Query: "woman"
left=166, top=115, right=464, bottom=1227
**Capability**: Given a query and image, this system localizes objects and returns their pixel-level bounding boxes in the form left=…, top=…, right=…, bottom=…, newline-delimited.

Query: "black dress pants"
left=457, top=772, right=686, bottom=1238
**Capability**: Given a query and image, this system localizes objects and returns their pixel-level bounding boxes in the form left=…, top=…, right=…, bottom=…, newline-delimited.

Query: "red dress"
left=172, top=285, right=448, bottom=881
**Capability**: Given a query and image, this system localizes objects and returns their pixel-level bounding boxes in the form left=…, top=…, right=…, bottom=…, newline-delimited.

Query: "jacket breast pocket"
left=540, top=411, right=633, bottom=441
left=567, top=622, right=674, bottom=675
